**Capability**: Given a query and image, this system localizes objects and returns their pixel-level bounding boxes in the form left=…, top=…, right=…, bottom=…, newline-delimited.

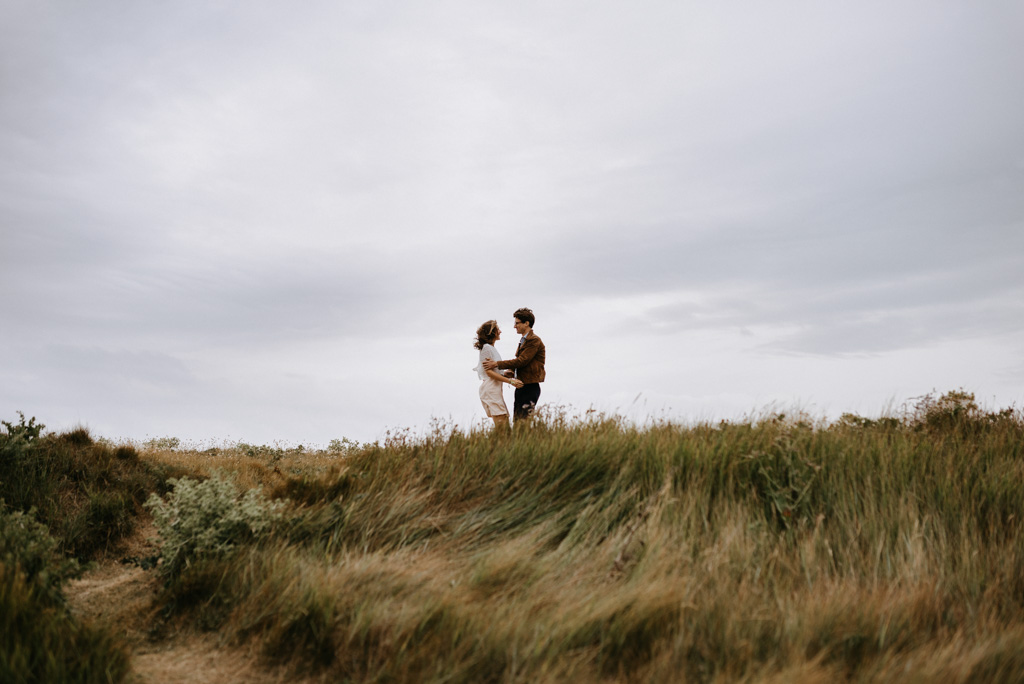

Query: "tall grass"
left=1, top=562, right=131, bottom=684
left=143, top=393, right=1024, bottom=682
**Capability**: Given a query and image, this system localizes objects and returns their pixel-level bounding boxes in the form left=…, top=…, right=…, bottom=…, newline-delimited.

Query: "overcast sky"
left=3, top=1, right=1023, bottom=446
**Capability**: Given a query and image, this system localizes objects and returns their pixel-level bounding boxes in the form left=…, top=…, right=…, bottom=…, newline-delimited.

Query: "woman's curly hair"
left=474, top=320, right=500, bottom=350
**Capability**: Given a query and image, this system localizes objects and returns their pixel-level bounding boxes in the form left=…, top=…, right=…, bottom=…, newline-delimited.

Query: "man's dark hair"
left=513, top=307, right=535, bottom=328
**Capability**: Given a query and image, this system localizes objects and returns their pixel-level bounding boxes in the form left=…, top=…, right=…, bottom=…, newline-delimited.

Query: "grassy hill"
left=3, top=391, right=1024, bottom=683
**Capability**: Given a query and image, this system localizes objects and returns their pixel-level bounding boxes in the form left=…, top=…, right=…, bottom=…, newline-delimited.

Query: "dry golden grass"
left=125, top=396, right=1024, bottom=682
left=140, top=446, right=342, bottom=492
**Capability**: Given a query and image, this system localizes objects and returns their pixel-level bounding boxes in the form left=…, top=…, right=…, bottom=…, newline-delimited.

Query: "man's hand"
left=482, top=358, right=498, bottom=371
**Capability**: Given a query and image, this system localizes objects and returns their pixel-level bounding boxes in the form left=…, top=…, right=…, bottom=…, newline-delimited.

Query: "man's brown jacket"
left=495, top=332, right=546, bottom=384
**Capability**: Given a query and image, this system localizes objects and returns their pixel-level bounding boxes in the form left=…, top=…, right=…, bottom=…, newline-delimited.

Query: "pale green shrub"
left=144, top=436, right=181, bottom=450
left=145, top=470, right=284, bottom=580
left=328, top=437, right=362, bottom=454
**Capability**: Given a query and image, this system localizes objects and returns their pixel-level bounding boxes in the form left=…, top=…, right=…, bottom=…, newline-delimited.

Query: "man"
left=483, top=307, right=545, bottom=422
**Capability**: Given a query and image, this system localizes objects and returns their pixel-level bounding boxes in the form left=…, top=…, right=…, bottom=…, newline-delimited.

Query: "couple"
left=473, top=307, right=546, bottom=429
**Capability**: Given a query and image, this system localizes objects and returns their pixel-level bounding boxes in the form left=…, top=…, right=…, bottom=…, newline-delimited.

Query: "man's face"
left=513, top=318, right=528, bottom=335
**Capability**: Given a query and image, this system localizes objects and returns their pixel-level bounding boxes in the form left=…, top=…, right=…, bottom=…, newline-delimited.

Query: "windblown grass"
left=4, top=392, right=1020, bottom=682
left=144, top=393, right=1024, bottom=683
left=1, top=561, right=131, bottom=684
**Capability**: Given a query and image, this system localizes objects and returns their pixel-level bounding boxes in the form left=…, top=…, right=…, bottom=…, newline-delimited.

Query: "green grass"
left=140, top=391, right=1024, bottom=682
left=4, top=390, right=1024, bottom=682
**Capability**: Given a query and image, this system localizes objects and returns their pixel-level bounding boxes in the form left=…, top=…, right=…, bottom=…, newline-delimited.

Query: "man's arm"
left=493, top=337, right=540, bottom=371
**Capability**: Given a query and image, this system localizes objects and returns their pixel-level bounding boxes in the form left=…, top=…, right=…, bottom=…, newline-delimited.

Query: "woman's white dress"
left=475, top=344, right=508, bottom=417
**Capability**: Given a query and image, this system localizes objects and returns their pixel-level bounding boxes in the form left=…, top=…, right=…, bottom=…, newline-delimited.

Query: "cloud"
left=2, top=1, right=1023, bottom=441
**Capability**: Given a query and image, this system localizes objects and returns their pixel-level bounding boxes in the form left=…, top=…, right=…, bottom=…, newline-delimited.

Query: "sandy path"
left=65, top=524, right=303, bottom=684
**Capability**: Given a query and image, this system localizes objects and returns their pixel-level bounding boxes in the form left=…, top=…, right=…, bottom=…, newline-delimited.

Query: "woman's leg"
left=491, top=414, right=510, bottom=429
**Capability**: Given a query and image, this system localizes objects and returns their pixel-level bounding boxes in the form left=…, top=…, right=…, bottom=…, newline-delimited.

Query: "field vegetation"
left=2, top=390, right=1023, bottom=682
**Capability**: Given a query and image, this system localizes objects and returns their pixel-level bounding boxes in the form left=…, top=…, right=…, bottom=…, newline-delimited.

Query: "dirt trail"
left=65, top=522, right=300, bottom=684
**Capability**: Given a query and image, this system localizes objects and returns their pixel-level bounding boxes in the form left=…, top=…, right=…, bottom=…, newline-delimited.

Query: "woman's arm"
left=486, top=369, right=520, bottom=386
left=482, top=346, right=522, bottom=386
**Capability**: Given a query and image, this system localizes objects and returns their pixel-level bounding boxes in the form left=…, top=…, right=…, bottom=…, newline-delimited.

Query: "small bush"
left=0, top=412, right=45, bottom=445
left=328, top=437, right=362, bottom=454
left=236, top=442, right=287, bottom=461
left=145, top=470, right=284, bottom=581
left=835, top=413, right=874, bottom=429
left=0, top=503, right=81, bottom=605
left=114, top=445, right=139, bottom=461
left=59, top=427, right=94, bottom=448
left=907, top=389, right=982, bottom=431
left=145, top=436, right=181, bottom=450
left=0, top=414, right=50, bottom=512
left=65, top=491, right=136, bottom=559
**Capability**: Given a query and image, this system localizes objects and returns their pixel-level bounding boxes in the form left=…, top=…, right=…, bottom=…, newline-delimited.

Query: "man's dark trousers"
left=514, top=383, right=541, bottom=421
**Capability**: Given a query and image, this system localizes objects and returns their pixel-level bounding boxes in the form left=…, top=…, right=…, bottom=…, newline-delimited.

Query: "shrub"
left=144, top=436, right=181, bottom=450
left=145, top=470, right=284, bottom=581
left=328, top=437, right=363, bottom=454
left=907, top=389, right=982, bottom=431
left=0, top=502, right=81, bottom=605
left=114, top=445, right=139, bottom=461
left=0, top=413, right=50, bottom=513
left=236, top=442, right=286, bottom=460
left=0, top=412, right=45, bottom=446
left=58, top=427, right=94, bottom=448
left=64, top=490, right=136, bottom=559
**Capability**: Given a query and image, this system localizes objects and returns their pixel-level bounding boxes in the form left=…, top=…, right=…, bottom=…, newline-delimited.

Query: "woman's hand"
left=510, top=379, right=524, bottom=389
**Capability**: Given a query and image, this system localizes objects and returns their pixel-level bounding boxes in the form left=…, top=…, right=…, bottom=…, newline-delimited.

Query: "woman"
left=474, top=319, right=522, bottom=429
